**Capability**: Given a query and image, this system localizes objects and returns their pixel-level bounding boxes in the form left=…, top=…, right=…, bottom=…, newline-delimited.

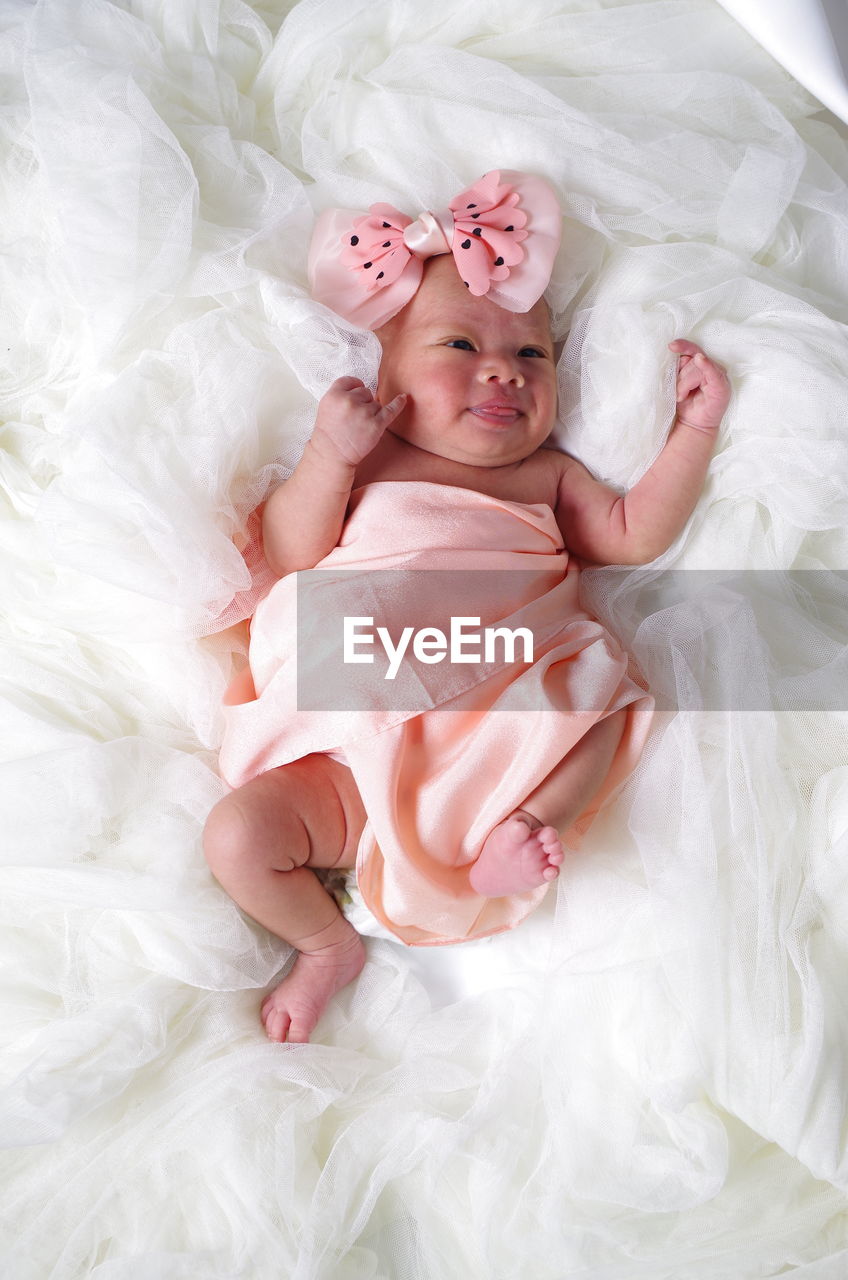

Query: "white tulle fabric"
left=3, top=1, right=848, bottom=1276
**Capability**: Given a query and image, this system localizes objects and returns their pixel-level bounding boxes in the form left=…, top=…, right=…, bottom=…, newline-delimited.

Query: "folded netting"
left=2, top=1, right=848, bottom=1276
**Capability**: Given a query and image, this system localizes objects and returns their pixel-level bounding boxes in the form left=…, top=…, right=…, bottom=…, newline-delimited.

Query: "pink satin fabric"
left=219, top=481, right=653, bottom=947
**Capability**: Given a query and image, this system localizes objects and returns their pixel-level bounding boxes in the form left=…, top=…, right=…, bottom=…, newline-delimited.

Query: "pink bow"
left=308, top=170, right=562, bottom=330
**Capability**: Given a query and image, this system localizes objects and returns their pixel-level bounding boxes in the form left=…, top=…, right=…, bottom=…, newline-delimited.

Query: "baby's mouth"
left=468, top=400, right=523, bottom=423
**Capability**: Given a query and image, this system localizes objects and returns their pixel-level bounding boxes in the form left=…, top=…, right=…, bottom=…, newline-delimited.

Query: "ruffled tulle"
left=3, top=1, right=848, bottom=1276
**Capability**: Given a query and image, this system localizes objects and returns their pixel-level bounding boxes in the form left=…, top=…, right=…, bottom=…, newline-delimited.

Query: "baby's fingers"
left=670, top=342, right=728, bottom=383
left=376, top=392, right=407, bottom=423
left=668, top=339, right=702, bottom=357
left=331, top=376, right=367, bottom=393
left=694, top=358, right=729, bottom=405
left=676, top=350, right=726, bottom=394
left=675, top=355, right=708, bottom=399
left=322, top=376, right=375, bottom=411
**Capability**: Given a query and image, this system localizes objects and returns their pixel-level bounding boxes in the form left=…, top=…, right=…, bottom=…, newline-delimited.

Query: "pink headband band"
left=308, top=169, right=562, bottom=331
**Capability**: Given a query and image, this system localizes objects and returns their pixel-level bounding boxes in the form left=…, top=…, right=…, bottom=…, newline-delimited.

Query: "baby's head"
left=375, top=255, right=558, bottom=470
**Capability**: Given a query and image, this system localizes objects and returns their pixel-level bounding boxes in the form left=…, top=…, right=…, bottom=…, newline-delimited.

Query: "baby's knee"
left=202, top=794, right=254, bottom=883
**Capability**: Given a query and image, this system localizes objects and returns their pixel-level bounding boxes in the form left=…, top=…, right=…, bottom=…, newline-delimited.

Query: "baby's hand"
left=668, top=339, right=730, bottom=433
left=311, top=377, right=407, bottom=467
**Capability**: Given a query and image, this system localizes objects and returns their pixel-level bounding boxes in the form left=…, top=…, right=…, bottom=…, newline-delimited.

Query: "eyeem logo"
left=344, top=616, right=534, bottom=680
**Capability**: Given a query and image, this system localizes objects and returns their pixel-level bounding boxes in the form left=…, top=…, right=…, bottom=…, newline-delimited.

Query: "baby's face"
left=376, top=256, right=557, bottom=469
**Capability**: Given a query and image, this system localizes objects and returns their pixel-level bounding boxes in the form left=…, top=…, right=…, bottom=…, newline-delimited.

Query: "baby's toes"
left=507, top=815, right=534, bottom=844
left=536, top=826, right=564, bottom=857
left=547, top=845, right=565, bottom=867
left=262, top=997, right=290, bottom=1043
left=534, top=827, right=565, bottom=877
left=520, top=832, right=555, bottom=882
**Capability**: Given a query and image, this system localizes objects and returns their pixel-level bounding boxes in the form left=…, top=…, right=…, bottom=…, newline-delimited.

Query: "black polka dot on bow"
left=461, top=239, right=471, bottom=249
left=494, top=257, right=504, bottom=266
left=350, top=235, right=359, bottom=245
left=382, top=241, right=391, bottom=248
left=472, top=227, right=482, bottom=236
left=505, top=225, right=514, bottom=232
left=364, top=261, right=372, bottom=269
left=382, top=221, right=391, bottom=228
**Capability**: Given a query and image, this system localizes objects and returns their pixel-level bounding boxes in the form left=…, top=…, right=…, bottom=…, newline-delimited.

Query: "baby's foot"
left=261, top=929, right=366, bottom=1044
left=469, top=811, right=565, bottom=897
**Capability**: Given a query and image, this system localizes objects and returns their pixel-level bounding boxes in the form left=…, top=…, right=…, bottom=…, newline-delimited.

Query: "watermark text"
left=343, top=616, right=534, bottom=680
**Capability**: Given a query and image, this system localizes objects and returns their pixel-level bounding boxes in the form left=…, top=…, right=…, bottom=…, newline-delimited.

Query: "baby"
left=203, top=173, right=730, bottom=1044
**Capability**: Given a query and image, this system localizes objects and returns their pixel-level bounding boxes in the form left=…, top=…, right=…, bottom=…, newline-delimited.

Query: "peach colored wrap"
left=219, top=481, right=653, bottom=947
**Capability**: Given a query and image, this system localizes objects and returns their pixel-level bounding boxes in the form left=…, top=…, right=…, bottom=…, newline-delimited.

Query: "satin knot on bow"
left=308, top=170, right=562, bottom=330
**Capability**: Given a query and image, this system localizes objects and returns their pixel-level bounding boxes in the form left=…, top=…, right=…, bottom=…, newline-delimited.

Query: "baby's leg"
left=203, top=754, right=367, bottom=1044
left=469, top=709, right=627, bottom=897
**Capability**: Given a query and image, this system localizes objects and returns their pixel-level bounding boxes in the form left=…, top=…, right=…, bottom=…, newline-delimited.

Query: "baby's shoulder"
left=520, top=444, right=573, bottom=503
left=540, top=445, right=600, bottom=504
left=537, top=443, right=572, bottom=479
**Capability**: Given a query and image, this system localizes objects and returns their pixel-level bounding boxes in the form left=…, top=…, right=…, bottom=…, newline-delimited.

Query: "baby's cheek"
left=389, top=405, right=416, bottom=438
left=376, top=364, right=401, bottom=405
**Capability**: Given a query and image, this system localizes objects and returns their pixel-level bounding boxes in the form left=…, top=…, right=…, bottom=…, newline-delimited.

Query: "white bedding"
left=3, top=1, right=848, bottom=1276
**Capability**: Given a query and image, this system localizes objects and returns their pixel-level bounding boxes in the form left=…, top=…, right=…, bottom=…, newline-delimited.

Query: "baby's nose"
left=480, top=354, right=524, bottom=387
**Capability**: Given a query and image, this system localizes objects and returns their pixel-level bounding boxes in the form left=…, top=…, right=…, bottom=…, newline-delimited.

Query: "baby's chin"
left=386, top=426, right=546, bottom=470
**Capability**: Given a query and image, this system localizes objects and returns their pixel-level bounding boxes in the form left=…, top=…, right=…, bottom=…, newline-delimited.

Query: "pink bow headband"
left=308, top=169, right=562, bottom=331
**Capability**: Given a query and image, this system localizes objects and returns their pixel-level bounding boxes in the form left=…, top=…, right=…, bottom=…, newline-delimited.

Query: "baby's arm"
left=262, top=378, right=406, bottom=576
left=555, top=340, right=730, bottom=565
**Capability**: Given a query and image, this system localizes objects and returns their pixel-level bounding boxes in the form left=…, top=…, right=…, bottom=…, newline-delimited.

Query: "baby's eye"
left=445, top=338, right=475, bottom=351
left=518, top=346, right=546, bottom=359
